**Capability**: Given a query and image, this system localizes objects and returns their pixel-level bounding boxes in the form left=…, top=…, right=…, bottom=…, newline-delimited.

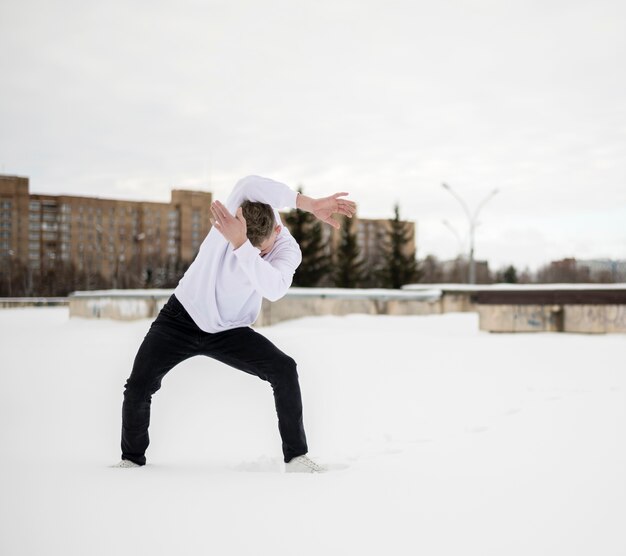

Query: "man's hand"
left=297, top=192, right=357, bottom=229
left=210, top=200, right=248, bottom=249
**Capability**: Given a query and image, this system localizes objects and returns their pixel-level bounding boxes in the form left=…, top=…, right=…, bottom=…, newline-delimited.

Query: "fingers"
left=211, top=200, right=230, bottom=219
left=325, top=216, right=340, bottom=229
left=337, top=200, right=357, bottom=217
left=324, top=195, right=357, bottom=220
left=337, top=206, right=353, bottom=217
left=210, top=200, right=235, bottom=227
left=210, top=204, right=222, bottom=226
left=332, top=193, right=356, bottom=205
left=235, top=206, right=247, bottom=224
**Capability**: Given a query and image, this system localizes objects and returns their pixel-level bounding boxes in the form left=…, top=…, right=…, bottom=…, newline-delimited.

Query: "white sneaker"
left=113, top=459, right=141, bottom=468
left=285, top=454, right=326, bottom=473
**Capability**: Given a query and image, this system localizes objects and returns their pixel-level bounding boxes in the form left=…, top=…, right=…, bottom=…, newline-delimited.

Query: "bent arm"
left=226, top=175, right=298, bottom=213
left=225, top=175, right=357, bottom=229
left=233, top=239, right=302, bottom=301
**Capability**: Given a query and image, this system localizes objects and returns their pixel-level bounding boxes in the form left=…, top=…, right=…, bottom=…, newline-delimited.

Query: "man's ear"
left=275, top=225, right=282, bottom=235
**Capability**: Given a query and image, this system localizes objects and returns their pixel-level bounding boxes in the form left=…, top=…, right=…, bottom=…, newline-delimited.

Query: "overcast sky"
left=1, top=0, right=625, bottom=270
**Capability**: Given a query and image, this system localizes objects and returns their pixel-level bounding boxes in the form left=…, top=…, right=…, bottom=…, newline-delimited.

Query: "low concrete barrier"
left=256, top=288, right=442, bottom=326
left=69, top=289, right=173, bottom=320
left=473, top=287, right=626, bottom=333
left=564, top=304, right=626, bottom=334
left=57, top=284, right=626, bottom=334
left=477, top=304, right=564, bottom=333
left=67, top=288, right=443, bottom=324
left=0, top=297, right=68, bottom=308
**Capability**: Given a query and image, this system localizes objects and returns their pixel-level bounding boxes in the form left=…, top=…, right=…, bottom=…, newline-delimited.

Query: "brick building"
left=0, top=174, right=212, bottom=292
left=1, top=174, right=417, bottom=294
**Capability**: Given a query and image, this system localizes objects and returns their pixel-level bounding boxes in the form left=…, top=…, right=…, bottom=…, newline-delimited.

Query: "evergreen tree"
left=380, top=204, right=421, bottom=288
left=284, top=188, right=331, bottom=287
left=503, top=265, right=518, bottom=283
left=334, top=216, right=365, bottom=288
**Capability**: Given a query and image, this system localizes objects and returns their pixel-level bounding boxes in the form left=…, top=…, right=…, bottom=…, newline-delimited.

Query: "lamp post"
left=441, top=219, right=465, bottom=257
left=441, top=183, right=498, bottom=284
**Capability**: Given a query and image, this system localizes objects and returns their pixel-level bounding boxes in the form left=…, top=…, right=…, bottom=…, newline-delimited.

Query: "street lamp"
left=441, top=219, right=465, bottom=256
left=441, top=182, right=499, bottom=284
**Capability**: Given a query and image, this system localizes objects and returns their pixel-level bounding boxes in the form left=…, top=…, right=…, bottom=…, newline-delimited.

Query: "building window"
left=30, top=201, right=41, bottom=211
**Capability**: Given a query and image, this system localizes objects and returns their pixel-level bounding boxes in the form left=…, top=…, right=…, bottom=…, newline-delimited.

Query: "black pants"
left=121, top=294, right=308, bottom=465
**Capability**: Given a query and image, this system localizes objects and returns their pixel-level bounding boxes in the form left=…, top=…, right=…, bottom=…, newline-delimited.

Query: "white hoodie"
left=173, top=175, right=302, bottom=333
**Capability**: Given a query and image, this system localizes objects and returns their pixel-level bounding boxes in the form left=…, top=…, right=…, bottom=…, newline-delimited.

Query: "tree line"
left=0, top=254, right=188, bottom=297
left=285, top=198, right=420, bottom=288
left=2, top=193, right=621, bottom=297
left=0, top=198, right=421, bottom=296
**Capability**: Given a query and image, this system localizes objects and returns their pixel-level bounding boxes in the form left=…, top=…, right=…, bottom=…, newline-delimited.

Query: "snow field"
left=0, top=307, right=625, bottom=555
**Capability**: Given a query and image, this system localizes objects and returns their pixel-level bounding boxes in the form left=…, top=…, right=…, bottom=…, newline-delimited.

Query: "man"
left=115, top=175, right=357, bottom=473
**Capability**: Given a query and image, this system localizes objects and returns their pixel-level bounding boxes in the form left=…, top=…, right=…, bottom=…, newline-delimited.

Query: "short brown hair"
left=241, top=200, right=275, bottom=247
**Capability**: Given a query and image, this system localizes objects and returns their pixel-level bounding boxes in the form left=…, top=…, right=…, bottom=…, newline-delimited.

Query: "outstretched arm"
left=295, top=192, right=357, bottom=229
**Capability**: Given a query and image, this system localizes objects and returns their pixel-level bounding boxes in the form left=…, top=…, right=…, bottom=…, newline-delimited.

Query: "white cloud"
left=1, top=0, right=625, bottom=268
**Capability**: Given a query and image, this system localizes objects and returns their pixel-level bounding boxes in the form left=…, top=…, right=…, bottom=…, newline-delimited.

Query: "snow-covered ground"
left=1, top=307, right=625, bottom=556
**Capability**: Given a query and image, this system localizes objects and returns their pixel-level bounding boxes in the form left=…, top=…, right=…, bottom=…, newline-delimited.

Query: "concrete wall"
left=441, top=293, right=476, bottom=313
left=477, top=304, right=563, bottom=333
left=69, top=293, right=169, bottom=320
left=67, top=289, right=443, bottom=324
left=256, top=295, right=441, bottom=327
left=6, top=288, right=625, bottom=334
left=0, top=298, right=68, bottom=308
left=564, top=304, right=626, bottom=333
left=477, top=304, right=626, bottom=333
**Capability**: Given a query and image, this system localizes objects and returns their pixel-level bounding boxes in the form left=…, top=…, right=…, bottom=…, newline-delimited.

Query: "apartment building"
left=1, top=174, right=417, bottom=293
left=0, top=175, right=212, bottom=287
left=577, top=259, right=626, bottom=282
